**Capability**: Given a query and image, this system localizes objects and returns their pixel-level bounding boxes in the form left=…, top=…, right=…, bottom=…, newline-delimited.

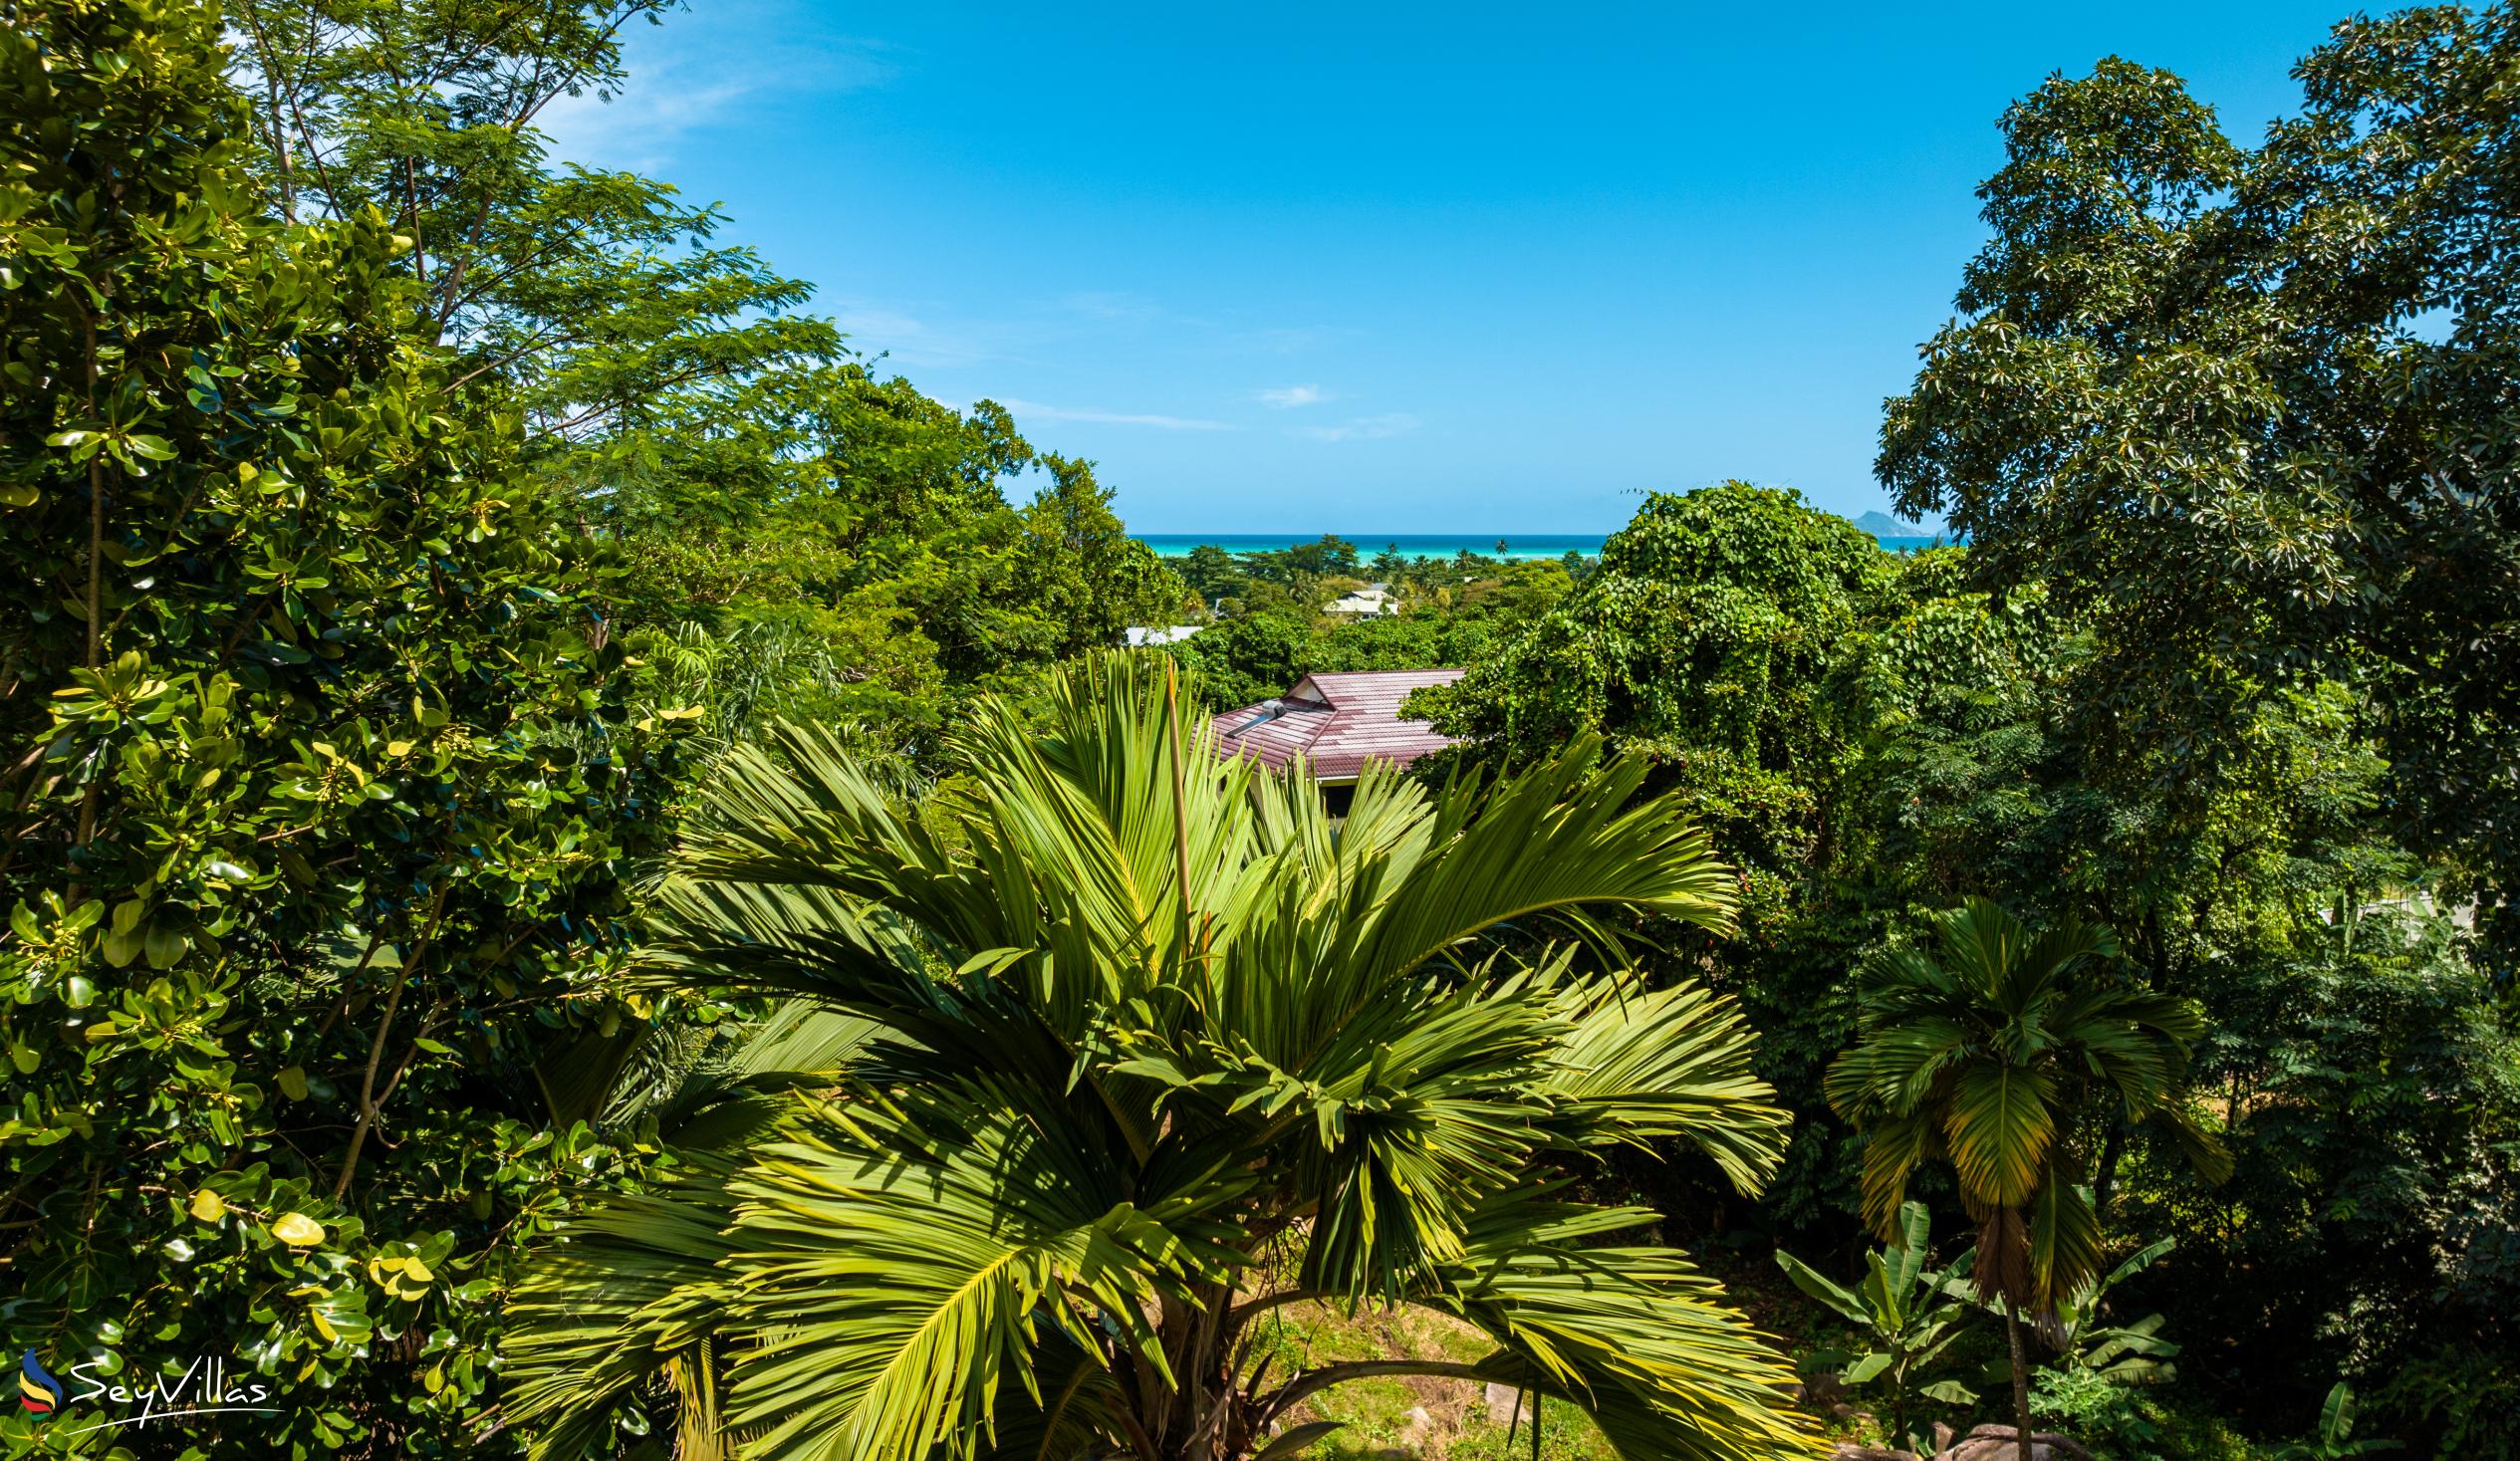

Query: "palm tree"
left=1824, top=899, right=2228, bottom=1461
left=507, top=652, right=1816, bottom=1461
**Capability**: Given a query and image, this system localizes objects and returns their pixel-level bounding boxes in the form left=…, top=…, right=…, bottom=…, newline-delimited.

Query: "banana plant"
left=1775, top=1199, right=1978, bottom=1451
left=1962, top=1234, right=2181, bottom=1386
left=2271, top=1384, right=2402, bottom=1461
left=2048, top=1237, right=2179, bottom=1384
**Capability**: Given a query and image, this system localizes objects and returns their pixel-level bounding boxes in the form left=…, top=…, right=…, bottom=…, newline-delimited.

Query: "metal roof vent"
left=1226, top=699, right=1286, bottom=738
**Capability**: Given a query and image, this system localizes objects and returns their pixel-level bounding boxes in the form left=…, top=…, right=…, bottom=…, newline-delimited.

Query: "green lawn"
left=1251, top=1301, right=1619, bottom=1461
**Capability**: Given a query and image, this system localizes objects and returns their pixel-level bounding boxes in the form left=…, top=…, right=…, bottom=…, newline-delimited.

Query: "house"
left=1208, top=669, right=1466, bottom=786
left=1322, top=586, right=1398, bottom=617
left=1125, top=624, right=1203, bottom=647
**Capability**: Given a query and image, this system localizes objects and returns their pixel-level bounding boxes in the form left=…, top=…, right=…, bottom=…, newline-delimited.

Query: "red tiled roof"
left=1209, top=669, right=1466, bottom=779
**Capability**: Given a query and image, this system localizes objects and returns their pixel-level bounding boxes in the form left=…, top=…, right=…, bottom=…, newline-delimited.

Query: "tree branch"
left=1266, top=1359, right=1499, bottom=1419
left=332, top=883, right=449, bottom=1198
left=1227, top=1288, right=1337, bottom=1328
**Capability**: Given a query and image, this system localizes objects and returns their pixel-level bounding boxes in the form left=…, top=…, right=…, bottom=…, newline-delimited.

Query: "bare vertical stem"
left=2004, top=1296, right=2033, bottom=1461
left=73, top=303, right=107, bottom=867
left=403, top=154, right=427, bottom=288
left=1164, top=659, right=1192, bottom=961
left=333, top=884, right=449, bottom=1197
left=237, top=1, right=296, bottom=221
left=80, top=303, right=102, bottom=674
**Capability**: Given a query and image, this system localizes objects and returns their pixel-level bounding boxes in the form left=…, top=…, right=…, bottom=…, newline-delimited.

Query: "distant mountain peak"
left=1850, top=508, right=1944, bottom=537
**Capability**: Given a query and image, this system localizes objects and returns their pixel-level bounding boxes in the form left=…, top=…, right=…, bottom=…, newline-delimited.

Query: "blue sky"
left=543, top=1, right=2357, bottom=534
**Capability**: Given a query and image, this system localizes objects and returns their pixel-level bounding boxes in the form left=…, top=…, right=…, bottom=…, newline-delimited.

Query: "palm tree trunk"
left=2003, top=1296, right=2032, bottom=1461
left=2093, top=1114, right=2128, bottom=1218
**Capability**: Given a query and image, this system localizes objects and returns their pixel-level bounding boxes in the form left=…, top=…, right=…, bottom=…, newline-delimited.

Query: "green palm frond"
left=510, top=652, right=1810, bottom=1460
left=1852, top=1108, right=1940, bottom=1240
left=2008, top=916, right=2117, bottom=1008
left=718, top=1083, right=1229, bottom=1458
left=966, top=1331, right=1137, bottom=1461
left=2155, top=1100, right=2235, bottom=1185
left=1432, top=1194, right=1816, bottom=1461
left=507, top=1174, right=745, bottom=1456
left=2025, top=1175, right=2103, bottom=1309
left=1542, top=976, right=1789, bottom=1192
left=1352, top=738, right=1739, bottom=986
left=679, top=721, right=954, bottom=911
left=1942, top=1063, right=2056, bottom=1210
left=645, top=1001, right=884, bottom=1150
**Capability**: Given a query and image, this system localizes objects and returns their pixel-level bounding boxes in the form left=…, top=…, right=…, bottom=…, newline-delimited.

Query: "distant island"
left=1850, top=509, right=1946, bottom=539
left=1137, top=512, right=1952, bottom=563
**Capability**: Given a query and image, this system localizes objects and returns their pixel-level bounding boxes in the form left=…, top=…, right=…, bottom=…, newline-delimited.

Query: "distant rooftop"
left=1209, top=669, right=1465, bottom=781
left=1125, top=624, right=1203, bottom=647
left=1322, top=587, right=1398, bottom=616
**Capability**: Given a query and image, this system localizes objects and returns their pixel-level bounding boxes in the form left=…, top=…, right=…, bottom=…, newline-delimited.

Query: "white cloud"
left=1257, top=383, right=1326, bottom=409
left=533, top=4, right=894, bottom=172
left=1294, top=412, right=1419, bottom=443
left=535, top=76, right=751, bottom=173
left=834, top=304, right=1012, bottom=370
left=998, top=398, right=1239, bottom=431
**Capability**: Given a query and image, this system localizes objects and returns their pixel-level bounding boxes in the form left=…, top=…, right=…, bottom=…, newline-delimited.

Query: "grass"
left=1249, top=1300, right=1618, bottom=1461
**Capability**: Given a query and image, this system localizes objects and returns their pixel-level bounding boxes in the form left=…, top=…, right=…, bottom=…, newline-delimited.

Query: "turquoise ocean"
left=1135, top=531, right=1947, bottom=561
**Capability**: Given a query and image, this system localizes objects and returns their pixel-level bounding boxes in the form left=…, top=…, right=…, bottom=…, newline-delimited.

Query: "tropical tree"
left=1411, top=484, right=1902, bottom=1229
left=1773, top=1200, right=1979, bottom=1451
left=506, top=652, right=1817, bottom=1461
left=1876, top=15, right=2520, bottom=955
left=220, top=0, right=1185, bottom=755
left=0, top=0, right=688, bottom=1450
left=1824, top=900, right=2229, bottom=1461
left=222, top=0, right=840, bottom=485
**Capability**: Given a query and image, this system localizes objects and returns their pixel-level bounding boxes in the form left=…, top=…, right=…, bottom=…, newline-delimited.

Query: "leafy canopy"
left=1878, top=15, right=2520, bottom=948
left=0, top=0, right=687, bottom=1451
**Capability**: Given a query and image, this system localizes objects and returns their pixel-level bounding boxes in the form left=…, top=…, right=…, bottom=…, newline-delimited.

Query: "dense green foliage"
left=1416, top=484, right=1890, bottom=917
left=1877, top=10, right=2520, bottom=956
left=1433, top=475, right=2516, bottom=1453
left=1862, top=11, right=2520, bottom=1447
left=220, top=0, right=1185, bottom=752
left=0, top=2, right=688, bottom=1452
left=0, top=2, right=1184, bottom=1456
left=1173, top=554, right=1572, bottom=710
left=1, top=0, right=2513, bottom=1458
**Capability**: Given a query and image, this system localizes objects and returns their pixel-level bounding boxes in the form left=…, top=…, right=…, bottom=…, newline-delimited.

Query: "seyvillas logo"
left=11, top=1350, right=278, bottom=1436
left=18, top=1351, right=64, bottom=1416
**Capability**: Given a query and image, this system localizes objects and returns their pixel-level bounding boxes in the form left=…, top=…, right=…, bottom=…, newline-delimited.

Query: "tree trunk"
left=2003, top=1297, right=2033, bottom=1461
left=2093, top=1114, right=2127, bottom=1218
